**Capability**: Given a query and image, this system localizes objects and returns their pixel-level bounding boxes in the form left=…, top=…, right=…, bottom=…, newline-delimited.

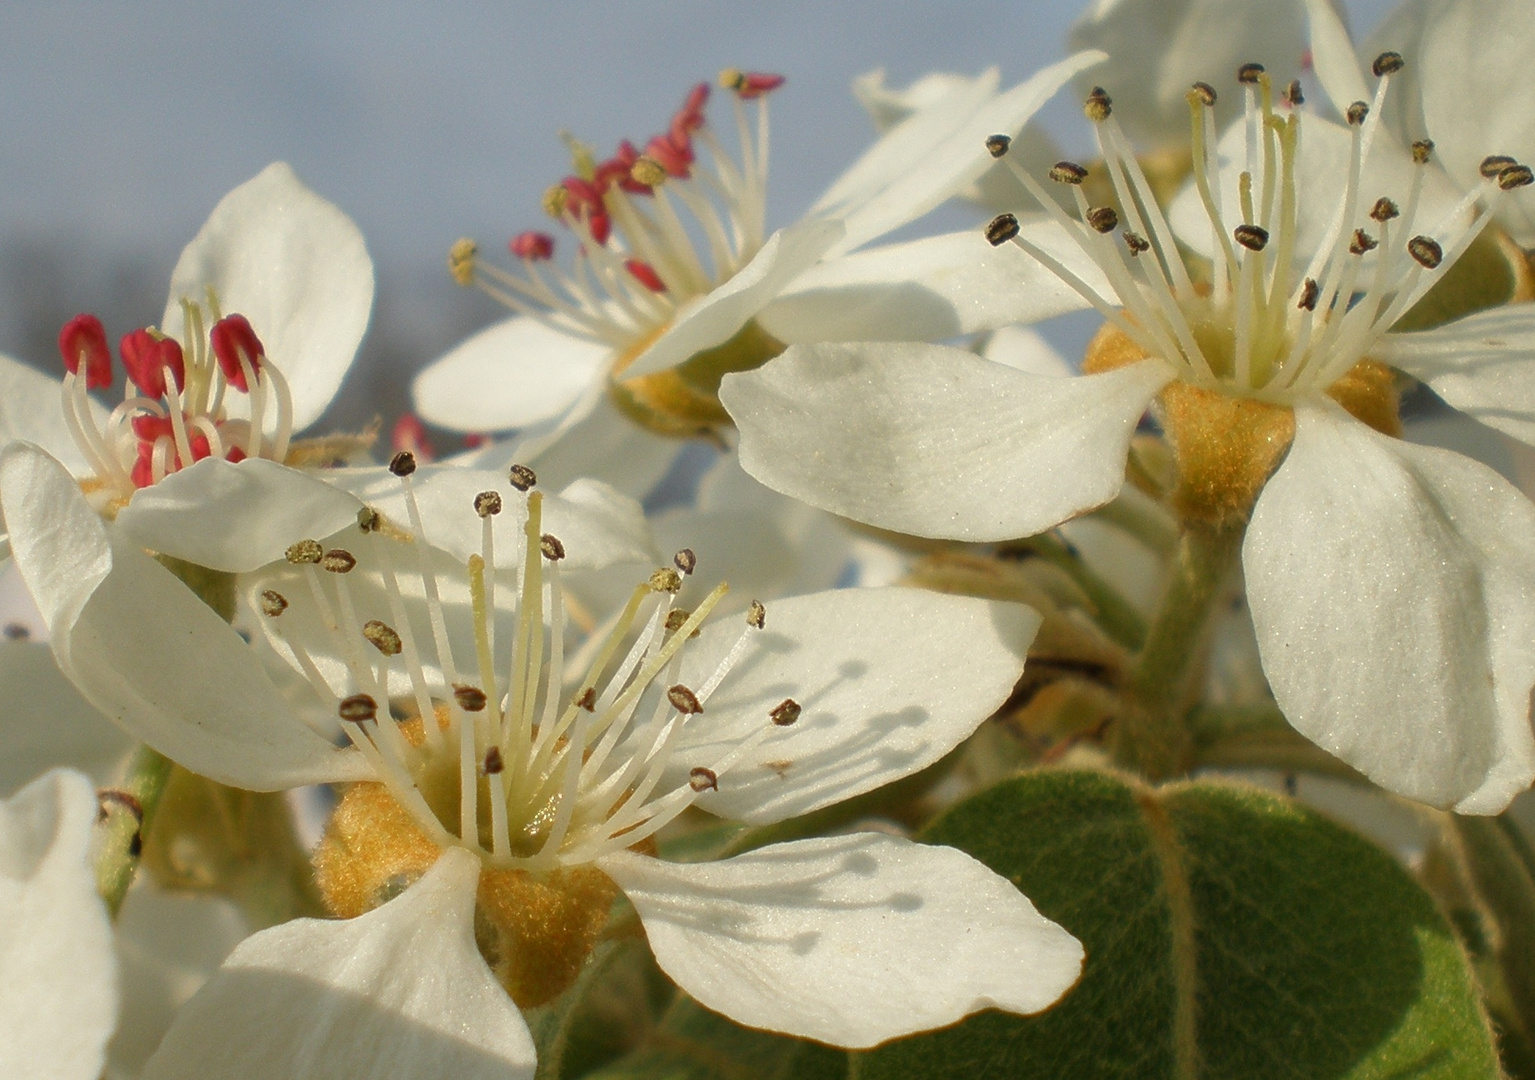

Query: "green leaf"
left=581, top=995, right=847, bottom=1080
left=855, top=770, right=1501, bottom=1080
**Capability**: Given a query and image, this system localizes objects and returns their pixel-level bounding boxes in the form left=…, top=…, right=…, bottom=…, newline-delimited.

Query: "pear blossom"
left=411, top=54, right=1104, bottom=480
left=0, top=161, right=374, bottom=582
left=0, top=768, right=118, bottom=1080
left=1, top=440, right=1080, bottom=1076
left=723, top=43, right=1535, bottom=813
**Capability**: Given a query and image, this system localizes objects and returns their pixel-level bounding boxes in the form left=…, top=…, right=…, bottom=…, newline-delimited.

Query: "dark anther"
left=362, top=620, right=403, bottom=656
left=454, top=684, right=488, bottom=712
left=1124, top=231, right=1151, bottom=256
left=650, top=567, right=683, bottom=593
left=321, top=549, right=357, bottom=574
left=259, top=590, right=289, bottom=617
left=770, top=698, right=802, bottom=726
left=2, top=623, right=28, bottom=641
left=339, top=693, right=379, bottom=723
left=1412, top=140, right=1435, bottom=165
left=1298, top=278, right=1321, bottom=311
left=1349, top=229, right=1378, bottom=255
left=688, top=767, right=719, bottom=792
left=1086, top=206, right=1119, bottom=234
left=1481, top=155, right=1519, bottom=178
left=285, top=539, right=323, bottom=565
left=985, top=212, right=1021, bottom=246
left=665, top=609, right=692, bottom=632
left=1370, top=197, right=1400, bottom=222
left=1284, top=79, right=1304, bottom=106
left=668, top=684, right=704, bottom=715
left=474, top=491, right=503, bottom=518
left=388, top=450, right=417, bottom=477
left=483, top=746, right=505, bottom=775
left=674, top=548, right=697, bottom=575
left=1084, top=86, right=1112, bottom=121
left=985, top=134, right=1011, bottom=158
left=1233, top=224, right=1270, bottom=251
left=1372, top=51, right=1405, bottom=77
left=575, top=687, right=597, bottom=711
left=97, top=789, right=145, bottom=825
left=747, top=600, right=766, bottom=629
left=1345, top=101, right=1369, bottom=126
left=1237, top=62, right=1266, bottom=84
left=540, top=533, right=566, bottom=561
left=1190, top=81, right=1217, bottom=107
left=357, top=506, right=382, bottom=533
left=1408, top=235, right=1444, bottom=269
left=1049, top=161, right=1088, bottom=185
left=508, top=463, right=537, bottom=491
left=1499, top=164, right=1534, bottom=190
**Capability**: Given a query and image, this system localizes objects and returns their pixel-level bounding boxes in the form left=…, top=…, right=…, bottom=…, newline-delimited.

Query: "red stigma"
left=510, top=232, right=555, bottom=260
left=391, top=413, right=435, bottom=462
left=119, top=329, right=185, bottom=398
left=734, top=73, right=785, bottom=100
left=209, top=314, right=264, bottom=392
left=58, top=313, right=112, bottom=389
left=625, top=259, right=666, bottom=293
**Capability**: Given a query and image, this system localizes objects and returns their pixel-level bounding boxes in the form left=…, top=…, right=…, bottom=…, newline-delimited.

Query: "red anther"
left=509, top=231, right=555, bottom=260
left=597, top=141, right=651, bottom=195
left=391, top=413, right=435, bottom=462
left=562, top=176, right=603, bottom=213
left=209, top=314, right=264, bottom=392
left=119, top=329, right=185, bottom=398
left=1300, top=49, right=1313, bottom=72
left=586, top=208, right=612, bottom=245
left=625, top=259, right=667, bottom=293
left=463, top=432, right=489, bottom=449
left=187, top=431, right=211, bottom=464
left=225, top=445, right=248, bottom=464
left=58, top=314, right=112, bottom=389
left=130, top=414, right=174, bottom=442
left=734, top=72, right=785, bottom=100
left=678, top=83, right=710, bottom=131
left=131, top=444, right=154, bottom=489
left=645, top=132, right=694, bottom=178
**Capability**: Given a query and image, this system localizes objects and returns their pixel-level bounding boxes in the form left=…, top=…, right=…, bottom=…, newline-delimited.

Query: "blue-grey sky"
left=0, top=0, right=1399, bottom=427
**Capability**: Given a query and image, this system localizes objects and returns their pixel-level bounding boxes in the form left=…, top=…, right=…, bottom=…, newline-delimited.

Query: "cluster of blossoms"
left=5, top=0, right=1535, bottom=1077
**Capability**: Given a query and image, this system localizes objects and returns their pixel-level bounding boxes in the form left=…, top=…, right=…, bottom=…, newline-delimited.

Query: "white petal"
left=0, top=769, right=117, bottom=1080
left=328, top=465, right=655, bottom=572
left=757, top=222, right=1104, bottom=345
left=1245, top=402, right=1535, bottom=813
left=0, top=354, right=106, bottom=478
left=1380, top=305, right=1535, bottom=447
left=115, top=458, right=365, bottom=573
left=108, top=886, right=250, bottom=1080
left=0, top=641, right=132, bottom=796
left=141, top=848, right=536, bottom=1080
left=1304, top=0, right=1371, bottom=120
left=600, top=834, right=1083, bottom=1048
left=618, top=219, right=844, bottom=380
left=0, top=444, right=364, bottom=791
left=163, top=162, right=374, bottom=431
left=721, top=343, right=1173, bottom=542
left=828, top=52, right=1107, bottom=256
left=412, top=317, right=606, bottom=433
left=983, top=324, right=1075, bottom=377
left=664, top=587, right=1036, bottom=824
left=1412, top=0, right=1535, bottom=244
left=1071, top=0, right=1314, bottom=146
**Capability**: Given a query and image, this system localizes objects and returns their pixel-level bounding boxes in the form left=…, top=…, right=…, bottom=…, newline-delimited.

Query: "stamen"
left=1083, top=87, right=1112, bottom=122
left=770, top=698, right=802, bottom=726
left=985, top=134, right=1011, bottom=158
left=508, top=463, right=537, bottom=492
left=1234, top=224, right=1270, bottom=251
left=673, top=548, right=697, bottom=575
left=1408, top=236, right=1445, bottom=268
left=747, top=600, right=766, bottom=629
left=362, top=620, right=402, bottom=655
left=667, top=684, right=704, bottom=714
left=1237, top=63, right=1265, bottom=84
left=1480, top=155, right=1517, bottom=178
left=1086, top=207, right=1119, bottom=233
left=985, top=213, right=1021, bottom=246
left=339, top=694, right=378, bottom=723
left=688, top=767, right=719, bottom=792
left=1049, top=161, right=1088, bottom=185
left=1372, top=52, right=1404, bottom=76
left=260, top=590, right=289, bottom=617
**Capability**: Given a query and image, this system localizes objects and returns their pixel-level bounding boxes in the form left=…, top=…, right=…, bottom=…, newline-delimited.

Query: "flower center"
left=985, top=56, right=1532, bottom=407
left=257, top=453, right=797, bottom=997
left=58, top=298, right=295, bottom=501
left=449, top=70, right=784, bottom=365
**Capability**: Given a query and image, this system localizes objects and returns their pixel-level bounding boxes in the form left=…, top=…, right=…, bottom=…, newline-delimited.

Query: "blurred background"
left=0, top=0, right=1400, bottom=438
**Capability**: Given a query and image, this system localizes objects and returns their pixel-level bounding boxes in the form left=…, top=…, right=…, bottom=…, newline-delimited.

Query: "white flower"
left=722, top=40, right=1535, bottom=813
left=0, top=161, right=374, bottom=535
left=410, top=55, right=1103, bottom=470
left=1, top=441, right=1081, bottom=1075
left=0, top=768, right=118, bottom=1080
